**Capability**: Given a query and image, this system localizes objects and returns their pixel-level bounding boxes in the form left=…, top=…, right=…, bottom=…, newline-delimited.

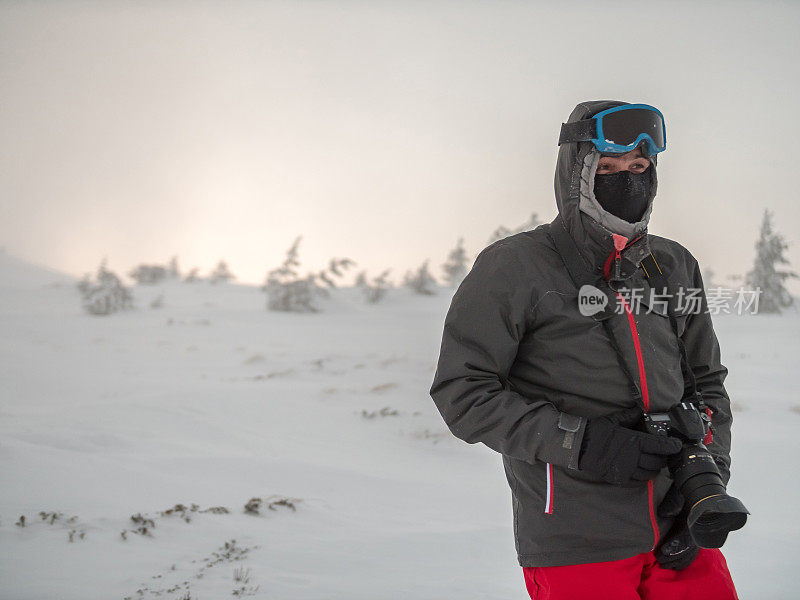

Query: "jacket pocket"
left=508, top=457, right=655, bottom=560
left=634, top=280, right=690, bottom=337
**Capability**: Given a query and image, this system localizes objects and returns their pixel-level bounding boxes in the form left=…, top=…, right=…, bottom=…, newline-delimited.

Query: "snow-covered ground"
left=1, top=250, right=798, bottom=599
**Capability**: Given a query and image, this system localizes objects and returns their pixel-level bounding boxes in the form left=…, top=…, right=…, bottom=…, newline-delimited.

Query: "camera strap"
left=638, top=253, right=703, bottom=408
left=544, top=214, right=703, bottom=410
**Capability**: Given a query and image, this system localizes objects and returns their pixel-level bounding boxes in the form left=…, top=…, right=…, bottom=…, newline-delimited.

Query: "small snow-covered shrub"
left=354, top=270, right=367, bottom=287
left=244, top=495, right=300, bottom=515
left=263, top=236, right=355, bottom=312
left=77, top=259, right=133, bottom=316
left=403, top=260, right=437, bottom=295
left=265, top=273, right=320, bottom=313
left=358, top=269, right=392, bottom=304
left=209, top=260, right=235, bottom=284
left=168, top=255, right=180, bottom=279
left=183, top=267, right=202, bottom=283
left=488, top=212, right=541, bottom=244
left=312, top=257, right=356, bottom=298
left=128, top=264, right=169, bottom=285
left=262, top=236, right=319, bottom=312
left=360, top=406, right=399, bottom=419
left=441, top=237, right=469, bottom=288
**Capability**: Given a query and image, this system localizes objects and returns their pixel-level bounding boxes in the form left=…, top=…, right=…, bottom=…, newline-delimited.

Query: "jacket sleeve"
left=681, top=258, right=733, bottom=485
left=429, top=240, right=587, bottom=469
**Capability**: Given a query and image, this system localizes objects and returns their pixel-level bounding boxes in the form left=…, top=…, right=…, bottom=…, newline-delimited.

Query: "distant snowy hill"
left=0, top=249, right=80, bottom=316
left=0, top=249, right=76, bottom=291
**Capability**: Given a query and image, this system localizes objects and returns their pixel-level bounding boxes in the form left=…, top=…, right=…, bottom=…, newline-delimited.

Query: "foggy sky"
left=1, top=0, right=799, bottom=291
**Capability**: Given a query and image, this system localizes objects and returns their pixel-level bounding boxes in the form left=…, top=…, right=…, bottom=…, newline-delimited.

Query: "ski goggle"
left=558, top=103, right=667, bottom=155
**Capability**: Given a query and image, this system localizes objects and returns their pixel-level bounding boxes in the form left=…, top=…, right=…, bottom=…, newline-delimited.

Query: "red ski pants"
left=522, top=549, right=738, bottom=600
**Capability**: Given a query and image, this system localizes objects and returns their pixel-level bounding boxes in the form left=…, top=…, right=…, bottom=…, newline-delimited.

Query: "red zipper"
left=614, top=290, right=660, bottom=551
left=603, top=232, right=660, bottom=549
left=618, top=294, right=650, bottom=410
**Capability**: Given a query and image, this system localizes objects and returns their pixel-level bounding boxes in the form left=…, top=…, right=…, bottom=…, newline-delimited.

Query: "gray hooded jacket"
left=429, top=100, right=733, bottom=567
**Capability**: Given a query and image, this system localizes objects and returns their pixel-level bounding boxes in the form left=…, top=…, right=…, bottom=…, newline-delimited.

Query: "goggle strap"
left=558, top=119, right=597, bottom=146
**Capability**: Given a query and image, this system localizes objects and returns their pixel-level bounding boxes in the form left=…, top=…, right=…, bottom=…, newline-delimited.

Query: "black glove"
left=657, top=483, right=684, bottom=519
left=656, top=525, right=700, bottom=570
left=578, top=406, right=682, bottom=485
left=655, top=486, right=700, bottom=570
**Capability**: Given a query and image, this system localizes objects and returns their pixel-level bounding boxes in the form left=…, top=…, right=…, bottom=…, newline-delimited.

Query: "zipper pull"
left=611, top=234, right=628, bottom=280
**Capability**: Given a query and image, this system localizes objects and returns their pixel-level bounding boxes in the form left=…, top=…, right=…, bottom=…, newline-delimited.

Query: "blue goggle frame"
left=558, top=103, right=667, bottom=156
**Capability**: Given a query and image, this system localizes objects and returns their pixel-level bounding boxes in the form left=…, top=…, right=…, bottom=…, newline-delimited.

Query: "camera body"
left=643, top=401, right=711, bottom=443
left=643, top=401, right=748, bottom=549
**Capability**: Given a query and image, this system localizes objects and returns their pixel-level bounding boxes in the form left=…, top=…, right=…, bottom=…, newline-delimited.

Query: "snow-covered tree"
left=354, top=270, right=368, bottom=288
left=263, top=236, right=322, bottom=312
left=359, top=269, right=393, bottom=304
left=128, top=264, right=169, bottom=285
left=270, top=274, right=320, bottom=312
left=403, top=260, right=437, bottom=295
left=313, top=257, right=356, bottom=297
left=325, top=257, right=356, bottom=282
left=441, top=237, right=469, bottom=288
left=745, top=209, right=797, bottom=314
left=183, top=267, right=202, bottom=283
left=168, top=256, right=180, bottom=279
left=77, top=258, right=134, bottom=316
left=209, top=260, right=235, bottom=285
left=488, top=212, right=542, bottom=245
left=263, top=238, right=356, bottom=311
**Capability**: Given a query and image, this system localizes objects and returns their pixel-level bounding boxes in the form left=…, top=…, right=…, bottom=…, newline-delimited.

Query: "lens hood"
left=687, top=494, right=749, bottom=548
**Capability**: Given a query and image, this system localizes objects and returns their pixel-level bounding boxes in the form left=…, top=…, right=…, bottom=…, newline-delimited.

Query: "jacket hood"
left=554, top=100, right=657, bottom=281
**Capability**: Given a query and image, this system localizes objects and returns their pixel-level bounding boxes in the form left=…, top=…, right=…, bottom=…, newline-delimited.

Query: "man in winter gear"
left=429, top=100, right=739, bottom=598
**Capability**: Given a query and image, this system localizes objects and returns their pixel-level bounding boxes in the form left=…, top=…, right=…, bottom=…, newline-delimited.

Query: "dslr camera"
left=643, top=401, right=749, bottom=548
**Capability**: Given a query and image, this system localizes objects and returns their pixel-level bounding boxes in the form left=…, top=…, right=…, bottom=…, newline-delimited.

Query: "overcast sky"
left=1, top=0, right=799, bottom=291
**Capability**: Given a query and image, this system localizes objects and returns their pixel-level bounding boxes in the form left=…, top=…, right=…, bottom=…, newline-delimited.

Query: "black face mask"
left=593, top=166, right=652, bottom=223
